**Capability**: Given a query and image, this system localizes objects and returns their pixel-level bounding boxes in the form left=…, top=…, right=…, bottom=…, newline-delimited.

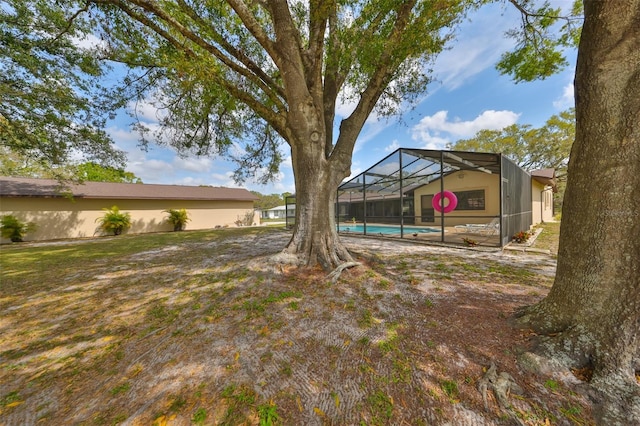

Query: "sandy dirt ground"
left=0, top=229, right=594, bottom=425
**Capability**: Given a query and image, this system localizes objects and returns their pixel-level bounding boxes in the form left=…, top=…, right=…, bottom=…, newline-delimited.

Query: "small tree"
left=0, top=215, right=36, bottom=242
left=235, top=210, right=255, bottom=227
left=96, top=206, right=131, bottom=236
left=163, top=208, right=190, bottom=231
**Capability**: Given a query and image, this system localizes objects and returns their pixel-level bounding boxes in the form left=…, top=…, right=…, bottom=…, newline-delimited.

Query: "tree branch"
left=176, top=0, right=287, bottom=101
left=91, top=0, right=288, bottom=135
left=330, top=1, right=417, bottom=168
left=226, top=0, right=281, bottom=65
left=51, top=2, right=90, bottom=43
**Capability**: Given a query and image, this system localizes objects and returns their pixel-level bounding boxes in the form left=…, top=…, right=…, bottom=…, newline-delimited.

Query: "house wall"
left=413, top=170, right=501, bottom=226
left=262, top=207, right=287, bottom=219
left=531, top=181, right=554, bottom=224
left=0, top=197, right=257, bottom=243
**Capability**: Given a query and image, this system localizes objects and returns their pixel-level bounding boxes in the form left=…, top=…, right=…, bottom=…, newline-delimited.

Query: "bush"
left=235, top=210, right=255, bottom=227
left=96, top=206, right=131, bottom=236
left=462, top=237, right=478, bottom=247
left=1, top=215, right=37, bottom=242
left=513, top=230, right=532, bottom=244
left=163, top=208, right=190, bottom=231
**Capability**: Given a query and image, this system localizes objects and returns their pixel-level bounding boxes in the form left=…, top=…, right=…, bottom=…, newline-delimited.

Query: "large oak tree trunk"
left=517, top=0, right=640, bottom=421
left=283, top=142, right=354, bottom=270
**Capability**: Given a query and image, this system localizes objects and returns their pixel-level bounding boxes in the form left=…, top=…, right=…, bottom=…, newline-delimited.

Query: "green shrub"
left=96, top=206, right=131, bottom=236
left=1, top=215, right=36, bottom=242
left=163, top=208, right=190, bottom=231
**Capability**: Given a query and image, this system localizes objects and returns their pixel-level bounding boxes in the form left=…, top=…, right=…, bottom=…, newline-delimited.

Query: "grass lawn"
left=531, top=221, right=561, bottom=255
left=0, top=224, right=595, bottom=425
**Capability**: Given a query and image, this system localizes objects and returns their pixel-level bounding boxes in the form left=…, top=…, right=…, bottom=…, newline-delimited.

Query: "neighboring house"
left=261, top=205, right=296, bottom=220
left=0, top=177, right=259, bottom=243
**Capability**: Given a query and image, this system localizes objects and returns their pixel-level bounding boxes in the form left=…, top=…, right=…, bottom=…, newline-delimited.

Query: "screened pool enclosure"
left=336, top=149, right=533, bottom=247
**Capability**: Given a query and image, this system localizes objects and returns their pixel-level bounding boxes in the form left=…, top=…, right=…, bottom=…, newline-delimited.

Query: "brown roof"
left=531, top=168, right=557, bottom=192
left=0, top=177, right=258, bottom=201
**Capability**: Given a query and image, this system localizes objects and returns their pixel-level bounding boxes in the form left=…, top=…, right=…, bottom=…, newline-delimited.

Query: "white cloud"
left=352, top=119, right=394, bottom=154
left=175, top=176, right=205, bottom=186
left=128, top=99, right=165, bottom=123
left=553, top=83, right=574, bottom=109
left=413, top=110, right=519, bottom=137
left=72, top=33, right=107, bottom=51
left=410, top=110, right=520, bottom=149
left=418, top=134, right=453, bottom=150
left=127, top=159, right=174, bottom=182
left=203, top=171, right=244, bottom=189
left=434, top=39, right=509, bottom=91
left=385, top=140, right=400, bottom=152
left=432, top=3, right=518, bottom=90
left=108, top=126, right=141, bottom=146
left=173, top=157, right=213, bottom=173
left=280, top=155, right=293, bottom=169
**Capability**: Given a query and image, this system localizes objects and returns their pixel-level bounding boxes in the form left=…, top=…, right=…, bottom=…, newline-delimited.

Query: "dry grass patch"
left=0, top=226, right=594, bottom=425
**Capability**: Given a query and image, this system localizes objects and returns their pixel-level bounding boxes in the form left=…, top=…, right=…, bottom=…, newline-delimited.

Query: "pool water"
left=338, top=224, right=440, bottom=234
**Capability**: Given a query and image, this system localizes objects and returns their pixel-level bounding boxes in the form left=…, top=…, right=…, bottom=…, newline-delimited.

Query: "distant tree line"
left=448, top=109, right=574, bottom=212
left=251, top=191, right=292, bottom=211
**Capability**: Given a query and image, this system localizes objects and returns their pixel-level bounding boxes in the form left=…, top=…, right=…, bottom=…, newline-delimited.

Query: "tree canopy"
left=251, top=191, right=287, bottom=211
left=498, top=0, right=582, bottom=82
left=448, top=109, right=574, bottom=174
left=76, top=162, right=142, bottom=183
left=0, top=1, right=126, bottom=175
left=0, top=146, right=141, bottom=183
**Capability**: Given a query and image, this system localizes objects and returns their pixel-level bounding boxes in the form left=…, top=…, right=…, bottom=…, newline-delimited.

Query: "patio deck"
left=337, top=223, right=501, bottom=247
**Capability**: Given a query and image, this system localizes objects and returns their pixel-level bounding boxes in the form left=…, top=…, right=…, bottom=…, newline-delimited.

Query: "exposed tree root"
left=327, top=261, right=361, bottom=283
left=590, top=374, right=640, bottom=424
left=514, top=328, right=640, bottom=424
left=477, top=362, right=524, bottom=423
left=270, top=251, right=305, bottom=266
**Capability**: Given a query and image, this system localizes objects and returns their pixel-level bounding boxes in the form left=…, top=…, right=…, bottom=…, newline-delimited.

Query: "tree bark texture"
left=520, top=0, right=640, bottom=421
left=283, top=140, right=354, bottom=270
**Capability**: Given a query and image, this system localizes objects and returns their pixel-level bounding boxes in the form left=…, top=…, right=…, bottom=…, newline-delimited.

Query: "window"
left=420, top=195, right=435, bottom=222
left=544, top=191, right=551, bottom=209
left=454, top=189, right=485, bottom=210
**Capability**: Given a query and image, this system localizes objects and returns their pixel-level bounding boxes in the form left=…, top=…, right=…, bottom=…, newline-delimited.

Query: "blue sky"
left=105, top=2, right=577, bottom=196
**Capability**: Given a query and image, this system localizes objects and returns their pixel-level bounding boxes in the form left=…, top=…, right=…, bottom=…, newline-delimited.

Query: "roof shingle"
left=0, top=177, right=258, bottom=201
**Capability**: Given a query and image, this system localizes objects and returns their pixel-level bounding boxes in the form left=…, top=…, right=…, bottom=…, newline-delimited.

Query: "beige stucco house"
left=531, top=168, right=556, bottom=224
left=412, top=168, right=556, bottom=227
left=412, top=170, right=500, bottom=227
left=0, top=177, right=259, bottom=243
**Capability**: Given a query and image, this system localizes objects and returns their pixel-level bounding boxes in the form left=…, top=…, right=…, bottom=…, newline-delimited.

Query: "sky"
left=105, top=2, right=578, bottom=196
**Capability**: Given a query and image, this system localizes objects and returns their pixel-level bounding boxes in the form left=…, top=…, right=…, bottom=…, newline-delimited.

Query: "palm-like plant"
left=96, top=206, right=131, bottom=236
left=1, top=215, right=37, bottom=242
left=163, top=208, right=190, bottom=231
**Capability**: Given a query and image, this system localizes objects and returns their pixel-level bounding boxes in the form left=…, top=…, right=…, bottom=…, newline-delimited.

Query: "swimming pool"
left=338, top=224, right=440, bottom=235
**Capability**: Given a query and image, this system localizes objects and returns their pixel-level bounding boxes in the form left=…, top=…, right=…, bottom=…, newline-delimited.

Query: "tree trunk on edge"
left=517, top=1, right=640, bottom=422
